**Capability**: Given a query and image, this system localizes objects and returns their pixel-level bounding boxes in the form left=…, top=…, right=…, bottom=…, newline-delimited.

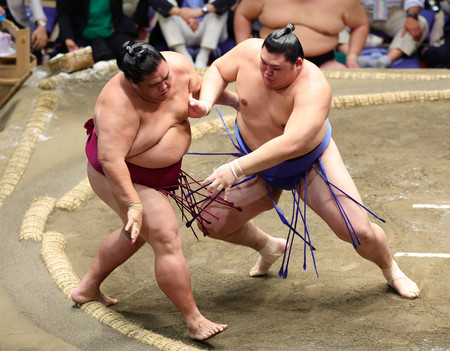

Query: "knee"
left=196, top=217, right=230, bottom=240
left=143, top=224, right=181, bottom=252
left=350, top=221, right=383, bottom=246
left=196, top=218, right=220, bottom=238
left=336, top=219, right=376, bottom=245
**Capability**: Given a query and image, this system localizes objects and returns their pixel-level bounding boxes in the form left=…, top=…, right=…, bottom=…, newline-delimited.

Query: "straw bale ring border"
left=13, top=68, right=450, bottom=350
left=17, top=178, right=205, bottom=350
left=0, top=91, right=58, bottom=207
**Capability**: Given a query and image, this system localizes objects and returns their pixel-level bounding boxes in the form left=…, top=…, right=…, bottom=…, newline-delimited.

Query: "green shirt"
left=82, top=0, right=114, bottom=40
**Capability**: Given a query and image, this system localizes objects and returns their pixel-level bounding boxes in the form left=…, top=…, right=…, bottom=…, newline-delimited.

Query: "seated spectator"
left=56, top=0, right=138, bottom=63
left=0, top=0, right=48, bottom=62
left=233, top=0, right=369, bottom=68
left=421, top=0, right=450, bottom=68
left=122, top=0, right=140, bottom=17
left=144, top=0, right=235, bottom=67
left=340, top=0, right=429, bottom=68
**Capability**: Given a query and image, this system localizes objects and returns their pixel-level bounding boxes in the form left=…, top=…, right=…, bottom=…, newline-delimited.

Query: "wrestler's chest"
left=240, top=99, right=291, bottom=130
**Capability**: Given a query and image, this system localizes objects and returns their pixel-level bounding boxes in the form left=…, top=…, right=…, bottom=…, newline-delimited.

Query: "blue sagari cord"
left=187, top=108, right=385, bottom=278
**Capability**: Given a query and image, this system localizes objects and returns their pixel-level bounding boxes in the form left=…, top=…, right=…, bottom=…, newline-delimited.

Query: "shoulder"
left=95, top=73, right=143, bottom=132
left=216, top=38, right=262, bottom=67
left=162, top=51, right=196, bottom=74
left=212, top=38, right=262, bottom=83
left=232, top=38, right=263, bottom=58
left=98, top=73, right=134, bottom=110
left=161, top=51, right=201, bottom=91
left=296, top=61, right=331, bottom=95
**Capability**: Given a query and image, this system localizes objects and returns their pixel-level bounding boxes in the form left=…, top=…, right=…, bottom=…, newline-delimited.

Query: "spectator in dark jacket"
left=421, top=0, right=450, bottom=68
left=56, top=0, right=138, bottom=62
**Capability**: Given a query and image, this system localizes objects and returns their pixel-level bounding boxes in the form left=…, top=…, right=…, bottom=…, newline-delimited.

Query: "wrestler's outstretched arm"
left=202, top=49, right=332, bottom=196
left=197, top=38, right=244, bottom=109
left=188, top=88, right=239, bottom=118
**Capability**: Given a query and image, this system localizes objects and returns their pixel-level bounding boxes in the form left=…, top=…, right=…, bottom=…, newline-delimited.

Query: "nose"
left=264, top=67, right=273, bottom=77
left=159, top=81, right=169, bottom=91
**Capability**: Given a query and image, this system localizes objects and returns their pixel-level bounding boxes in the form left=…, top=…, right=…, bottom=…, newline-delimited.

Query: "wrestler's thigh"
left=135, top=185, right=180, bottom=246
left=302, top=139, right=370, bottom=241
left=202, top=175, right=282, bottom=234
left=88, top=163, right=180, bottom=245
left=87, top=162, right=127, bottom=223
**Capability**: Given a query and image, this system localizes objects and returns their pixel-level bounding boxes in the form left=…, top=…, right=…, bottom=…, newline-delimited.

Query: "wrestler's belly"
left=260, top=25, right=339, bottom=57
left=126, top=127, right=191, bottom=169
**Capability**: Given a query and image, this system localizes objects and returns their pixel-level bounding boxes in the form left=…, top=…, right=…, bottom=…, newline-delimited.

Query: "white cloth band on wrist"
left=229, top=159, right=245, bottom=179
left=233, top=159, right=245, bottom=177
left=228, top=162, right=238, bottom=179
left=200, top=100, right=211, bottom=116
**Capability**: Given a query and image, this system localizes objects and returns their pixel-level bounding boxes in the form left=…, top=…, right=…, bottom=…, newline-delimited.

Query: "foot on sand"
left=249, top=237, right=287, bottom=277
left=188, top=316, right=227, bottom=341
left=71, top=285, right=118, bottom=306
left=382, top=260, right=420, bottom=299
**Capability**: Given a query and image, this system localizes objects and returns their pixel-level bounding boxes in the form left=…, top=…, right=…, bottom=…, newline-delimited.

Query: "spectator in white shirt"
left=340, top=0, right=429, bottom=67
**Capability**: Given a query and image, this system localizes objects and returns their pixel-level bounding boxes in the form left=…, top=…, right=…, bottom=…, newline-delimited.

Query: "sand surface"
left=0, top=67, right=449, bottom=351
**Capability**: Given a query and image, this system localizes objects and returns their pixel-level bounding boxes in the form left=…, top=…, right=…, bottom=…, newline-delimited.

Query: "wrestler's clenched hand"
left=125, top=203, right=144, bottom=244
left=202, top=163, right=237, bottom=200
left=188, top=98, right=211, bottom=118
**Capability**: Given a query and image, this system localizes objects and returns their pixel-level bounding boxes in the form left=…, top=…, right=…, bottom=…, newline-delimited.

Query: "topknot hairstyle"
left=116, top=41, right=166, bottom=84
left=262, top=24, right=304, bottom=63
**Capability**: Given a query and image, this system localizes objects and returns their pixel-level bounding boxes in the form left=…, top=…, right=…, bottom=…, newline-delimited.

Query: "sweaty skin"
left=195, top=37, right=420, bottom=299
left=71, top=51, right=231, bottom=340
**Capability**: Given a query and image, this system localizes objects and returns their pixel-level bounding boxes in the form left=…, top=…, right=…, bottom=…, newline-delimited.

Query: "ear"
left=295, top=57, right=303, bottom=71
left=130, top=80, right=138, bottom=89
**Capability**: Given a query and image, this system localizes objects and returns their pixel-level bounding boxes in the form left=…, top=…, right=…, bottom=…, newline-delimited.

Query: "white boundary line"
left=413, top=204, right=450, bottom=209
left=395, top=252, right=450, bottom=258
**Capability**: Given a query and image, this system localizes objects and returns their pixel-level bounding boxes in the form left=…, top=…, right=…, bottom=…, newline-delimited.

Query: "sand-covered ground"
left=0, top=66, right=449, bottom=351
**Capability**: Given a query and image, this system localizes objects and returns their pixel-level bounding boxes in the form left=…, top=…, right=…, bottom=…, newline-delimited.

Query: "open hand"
left=201, top=163, right=237, bottom=200
left=125, top=203, right=143, bottom=244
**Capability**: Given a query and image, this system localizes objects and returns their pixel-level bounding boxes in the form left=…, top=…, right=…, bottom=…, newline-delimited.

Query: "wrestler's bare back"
left=248, top=0, right=359, bottom=56
left=228, top=39, right=330, bottom=154
left=93, top=52, right=199, bottom=169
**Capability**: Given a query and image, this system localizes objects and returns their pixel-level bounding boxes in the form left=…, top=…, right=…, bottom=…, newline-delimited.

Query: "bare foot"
left=382, top=260, right=420, bottom=299
left=389, top=277, right=420, bottom=299
left=188, top=316, right=227, bottom=341
left=249, top=237, right=287, bottom=277
left=71, top=284, right=118, bottom=307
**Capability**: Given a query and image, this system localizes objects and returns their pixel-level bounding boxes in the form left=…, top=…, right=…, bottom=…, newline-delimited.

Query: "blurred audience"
left=233, top=0, right=369, bottom=68
left=0, top=0, right=48, bottom=61
left=140, top=0, right=235, bottom=67
left=56, top=0, right=138, bottom=62
left=421, top=0, right=450, bottom=67
left=340, top=0, right=429, bottom=68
